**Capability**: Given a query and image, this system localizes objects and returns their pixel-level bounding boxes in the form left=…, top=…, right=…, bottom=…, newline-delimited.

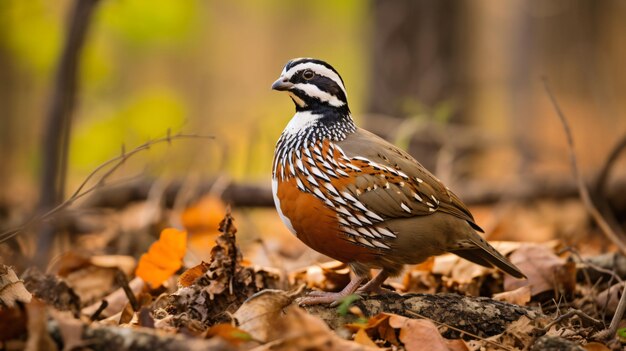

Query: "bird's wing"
left=335, top=128, right=483, bottom=232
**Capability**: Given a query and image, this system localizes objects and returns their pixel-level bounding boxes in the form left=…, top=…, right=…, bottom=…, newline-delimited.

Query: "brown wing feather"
left=337, top=128, right=482, bottom=230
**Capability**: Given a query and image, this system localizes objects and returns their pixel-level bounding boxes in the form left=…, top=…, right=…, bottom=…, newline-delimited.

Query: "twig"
left=115, top=270, right=139, bottom=312
left=0, top=133, right=213, bottom=243
left=542, top=77, right=626, bottom=340
left=542, top=309, right=604, bottom=331
left=542, top=77, right=626, bottom=255
left=89, top=300, right=108, bottom=321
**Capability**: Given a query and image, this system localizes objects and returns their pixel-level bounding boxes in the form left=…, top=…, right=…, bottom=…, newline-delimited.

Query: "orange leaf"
left=354, top=328, right=378, bottom=347
left=135, top=228, right=187, bottom=288
left=205, top=323, right=252, bottom=346
left=181, top=195, right=226, bottom=232
left=178, top=261, right=210, bottom=287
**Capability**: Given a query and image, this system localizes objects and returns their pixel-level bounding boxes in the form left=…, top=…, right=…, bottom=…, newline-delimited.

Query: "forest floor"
left=1, top=191, right=626, bottom=351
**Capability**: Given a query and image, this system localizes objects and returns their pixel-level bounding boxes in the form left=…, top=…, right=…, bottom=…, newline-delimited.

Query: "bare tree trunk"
left=36, top=0, right=100, bottom=265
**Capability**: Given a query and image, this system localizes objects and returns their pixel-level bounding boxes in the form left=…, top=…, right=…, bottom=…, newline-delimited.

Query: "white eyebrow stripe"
left=293, top=83, right=345, bottom=107
left=284, top=62, right=347, bottom=96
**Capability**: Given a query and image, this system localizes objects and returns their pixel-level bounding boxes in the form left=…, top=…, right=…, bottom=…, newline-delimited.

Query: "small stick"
left=89, top=300, right=108, bottom=321
left=115, top=270, right=139, bottom=312
left=542, top=77, right=626, bottom=340
left=542, top=77, right=626, bottom=255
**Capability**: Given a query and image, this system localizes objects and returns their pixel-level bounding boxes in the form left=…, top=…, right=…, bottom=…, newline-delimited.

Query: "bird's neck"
left=273, top=109, right=355, bottom=180
left=278, top=109, right=356, bottom=145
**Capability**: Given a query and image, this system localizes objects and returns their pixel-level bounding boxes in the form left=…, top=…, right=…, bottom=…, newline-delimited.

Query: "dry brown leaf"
left=388, top=314, right=452, bottom=351
left=90, top=255, right=136, bottom=276
left=595, top=282, right=624, bottom=315
left=493, top=285, right=531, bottom=306
left=446, top=339, right=470, bottom=351
left=233, top=288, right=303, bottom=342
left=0, top=265, right=32, bottom=307
left=432, top=242, right=523, bottom=284
left=0, top=305, right=27, bottom=342
left=583, top=342, right=611, bottom=351
left=504, top=243, right=565, bottom=296
left=52, top=253, right=137, bottom=305
left=291, top=260, right=351, bottom=292
left=346, top=313, right=399, bottom=346
left=135, top=227, right=187, bottom=288
left=354, top=328, right=378, bottom=347
left=178, top=261, right=210, bottom=287
left=249, top=305, right=379, bottom=351
left=81, top=277, right=145, bottom=319
left=64, top=265, right=117, bottom=306
left=468, top=315, right=537, bottom=351
left=25, top=299, right=57, bottom=351
left=50, top=310, right=85, bottom=351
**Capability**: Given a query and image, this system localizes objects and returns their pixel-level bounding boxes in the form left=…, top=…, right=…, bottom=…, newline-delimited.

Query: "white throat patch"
left=282, top=111, right=322, bottom=136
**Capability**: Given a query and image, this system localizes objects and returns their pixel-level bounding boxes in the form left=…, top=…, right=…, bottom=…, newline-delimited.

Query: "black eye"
left=302, top=70, right=315, bottom=80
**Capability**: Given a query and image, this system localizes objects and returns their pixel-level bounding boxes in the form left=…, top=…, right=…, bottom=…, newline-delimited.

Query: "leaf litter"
left=0, top=197, right=625, bottom=350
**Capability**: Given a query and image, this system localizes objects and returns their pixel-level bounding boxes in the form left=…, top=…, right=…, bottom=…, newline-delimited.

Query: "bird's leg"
left=356, top=269, right=395, bottom=295
left=297, top=274, right=366, bottom=306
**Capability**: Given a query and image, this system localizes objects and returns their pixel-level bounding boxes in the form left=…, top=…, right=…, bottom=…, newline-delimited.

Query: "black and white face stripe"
left=272, top=58, right=349, bottom=111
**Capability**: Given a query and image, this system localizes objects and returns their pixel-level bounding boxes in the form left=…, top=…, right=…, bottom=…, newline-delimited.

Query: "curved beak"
left=271, top=77, right=293, bottom=91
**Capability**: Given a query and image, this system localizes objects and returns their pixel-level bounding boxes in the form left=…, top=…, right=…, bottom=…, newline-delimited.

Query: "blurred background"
left=1, top=0, right=626, bottom=265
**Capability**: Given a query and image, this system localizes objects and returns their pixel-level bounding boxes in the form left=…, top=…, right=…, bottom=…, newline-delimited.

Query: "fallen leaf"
left=205, top=323, right=253, bottom=346
left=181, top=195, right=226, bottom=232
left=90, top=255, right=137, bottom=276
left=0, top=265, right=32, bottom=307
left=25, top=299, right=57, bottom=351
left=291, top=261, right=351, bottom=292
left=583, top=342, right=611, bottom=351
left=595, top=282, right=624, bottom=316
left=249, top=305, right=379, bottom=351
left=81, top=277, right=145, bottom=319
left=504, top=243, right=565, bottom=296
left=346, top=313, right=399, bottom=346
left=178, top=261, right=210, bottom=287
left=233, top=287, right=303, bottom=342
left=183, top=195, right=227, bottom=260
left=0, top=305, right=27, bottom=342
left=135, top=228, right=187, bottom=288
left=354, top=328, right=378, bottom=347
left=50, top=310, right=85, bottom=351
left=388, top=314, right=451, bottom=351
left=493, top=285, right=531, bottom=305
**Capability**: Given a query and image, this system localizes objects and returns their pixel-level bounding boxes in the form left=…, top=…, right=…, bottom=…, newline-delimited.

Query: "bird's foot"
left=297, top=290, right=362, bottom=307
left=297, top=275, right=366, bottom=306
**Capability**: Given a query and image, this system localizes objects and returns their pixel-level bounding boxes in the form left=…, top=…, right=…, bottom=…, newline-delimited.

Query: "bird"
left=270, top=58, right=525, bottom=305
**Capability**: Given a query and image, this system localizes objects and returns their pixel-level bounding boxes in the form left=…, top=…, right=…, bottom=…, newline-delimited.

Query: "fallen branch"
left=47, top=320, right=235, bottom=351
left=76, top=175, right=626, bottom=211
left=302, top=293, right=543, bottom=339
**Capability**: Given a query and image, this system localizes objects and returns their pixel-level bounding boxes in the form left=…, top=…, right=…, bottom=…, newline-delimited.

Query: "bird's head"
left=272, top=58, right=349, bottom=114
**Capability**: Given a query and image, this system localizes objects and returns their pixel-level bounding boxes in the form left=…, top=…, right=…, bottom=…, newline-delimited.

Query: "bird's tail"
left=450, top=234, right=526, bottom=279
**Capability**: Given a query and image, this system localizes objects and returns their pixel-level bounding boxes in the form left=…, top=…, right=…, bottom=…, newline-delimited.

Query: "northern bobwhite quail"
left=271, top=58, right=525, bottom=305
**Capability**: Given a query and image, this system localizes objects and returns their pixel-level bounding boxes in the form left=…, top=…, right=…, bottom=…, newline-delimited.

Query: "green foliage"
left=99, top=0, right=198, bottom=49
left=71, top=88, right=187, bottom=170
left=335, top=294, right=361, bottom=316
left=0, top=0, right=62, bottom=77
